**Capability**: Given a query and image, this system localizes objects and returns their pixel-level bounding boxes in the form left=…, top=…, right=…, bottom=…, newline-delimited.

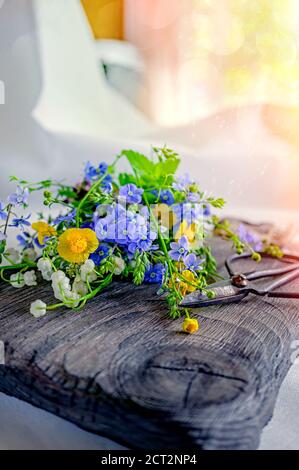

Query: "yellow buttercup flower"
left=182, top=318, right=199, bottom=334
left=168, top=269, right=197, bottom=297
left=174, top=220, right=197, bottom=243
left=58, top=228, right=99, bottom=264
left=32, top=221, right=57, bottom=245
left=180, top=270, right=197, bottom=296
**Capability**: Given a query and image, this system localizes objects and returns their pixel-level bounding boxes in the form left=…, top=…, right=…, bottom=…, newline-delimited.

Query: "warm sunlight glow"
left=126, top=0, right=299, bottom=126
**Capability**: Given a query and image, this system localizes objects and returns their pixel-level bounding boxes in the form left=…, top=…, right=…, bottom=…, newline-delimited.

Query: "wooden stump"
left=1, top=235, right=299, bottom=450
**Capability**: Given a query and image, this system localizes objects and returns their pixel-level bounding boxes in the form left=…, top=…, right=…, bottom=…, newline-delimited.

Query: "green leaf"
left=208, top=198, right=226, bottom=209
left=122, top=150, right=155, bottom=176
left=118, top=172, right=136, bottom=186
left=143, top=189, right=158, bottom=204
left=40, top=180, right=52, bottom=188
left=58, top=187, right=77, bottom=199
left=154, top=158, right=180, bottom=179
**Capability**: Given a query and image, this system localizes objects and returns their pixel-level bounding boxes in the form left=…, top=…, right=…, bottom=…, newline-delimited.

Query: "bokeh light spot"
left=256, top=32, right=297, bottom=65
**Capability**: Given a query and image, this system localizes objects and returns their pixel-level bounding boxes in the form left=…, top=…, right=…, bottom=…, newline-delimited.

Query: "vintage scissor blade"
left=180, top=279, right=247, bottom=308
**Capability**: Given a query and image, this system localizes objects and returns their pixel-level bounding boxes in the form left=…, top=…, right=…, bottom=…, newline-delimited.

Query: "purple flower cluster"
left=119, top=184, right=144, bottom=204
left=168, top=236, right=203, bottom=272
left=169, top=236, right=189, bottom=261
left=172, top=173, right=193, bottom=192
left=90, top=243, right=111, bottom=265
left=94, top=203, right=157, bottom=255
left=84, top=161, right=112, bottom=192
left=184, top=253, right=203, bottom=272
left=144, top=263, right=165, bottom=284
left=0, top=202, right=7, bottom=220
left=17, top=232, right=34, bottom=249
left=8, top=186, right=29, bottom=206
left=172, top=203, right=204, bottom=233
left=173, top=173, right=203, bottom=205
left=10, top=214, right=31, bottom=230
left=237, top=224, right=262, bottom=252
left=152, top=189, right=174, bottom=206
left=54, top=209, right=76, bottom=226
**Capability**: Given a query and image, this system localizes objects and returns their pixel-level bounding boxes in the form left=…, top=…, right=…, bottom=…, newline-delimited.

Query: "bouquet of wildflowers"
left=0, top=147, right=276, bottom=334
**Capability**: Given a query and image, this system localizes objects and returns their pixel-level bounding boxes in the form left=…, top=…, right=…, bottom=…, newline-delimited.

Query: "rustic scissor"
left=180, top=252, right=299, bottom=308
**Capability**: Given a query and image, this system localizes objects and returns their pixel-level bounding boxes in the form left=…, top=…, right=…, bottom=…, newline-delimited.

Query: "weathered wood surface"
left=1, top=234, right=299, bottom=450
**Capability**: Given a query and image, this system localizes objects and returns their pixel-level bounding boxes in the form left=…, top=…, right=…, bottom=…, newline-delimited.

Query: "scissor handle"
left=246, top=263, right=299, bottom=281
left=226, top=253, right=299, bottom=299
left=268, top=291, right=299, bottom=299
left=226, top=252, right=299, bottom=278
left=262, top=268, right=299, bottom=296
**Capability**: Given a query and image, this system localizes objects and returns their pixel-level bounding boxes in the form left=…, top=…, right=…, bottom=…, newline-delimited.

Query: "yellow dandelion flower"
left=32, top=221, right=57, bottom=245
left=182, top=318, right=199, bottom=334
left=57, top=228, right=99, bottom=264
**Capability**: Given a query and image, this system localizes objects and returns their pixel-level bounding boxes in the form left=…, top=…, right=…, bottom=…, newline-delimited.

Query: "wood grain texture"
left=1, top=234, right=299, bottom=450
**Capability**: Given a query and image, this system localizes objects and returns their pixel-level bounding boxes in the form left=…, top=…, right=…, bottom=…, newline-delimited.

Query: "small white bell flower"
left=72, top=275, right=88, bottom=297
left=23, top=248, right=37, bottom=263
left=112, top=256, right=125, bottom=275
left=5, top=247, right=20, bottom=265
left=37, top=258, right=53, bottom=281
left=24, top=270, right=37, bottom=287
left=10, top=272, right=25, bottom=288
left=30, top=300, right=47, bottom=318
left=80, top=259, right=97, bottom=282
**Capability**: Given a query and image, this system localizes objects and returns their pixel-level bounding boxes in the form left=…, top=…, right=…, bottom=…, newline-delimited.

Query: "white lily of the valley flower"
left=10, top=272, right=25, bottom=288
left=24, top=270, right=37, bottom=286
left=65, top=291, right=81, bottom=308
left=51, top=270, right=70, bottom=288
left=80, top=259, right=97, bottom=282
left=72, top=275, right=88, bottom=297
left=51, top=270, right=71, bottom=301
left=30, top=299, right=47, bottom=318
left=23, top=248, right=37, bottom=262
left=5, top=247, right=20, bottom=264
left=112, top=256, right=125, bottom=275
left=37, top=258, right=53, bottom=281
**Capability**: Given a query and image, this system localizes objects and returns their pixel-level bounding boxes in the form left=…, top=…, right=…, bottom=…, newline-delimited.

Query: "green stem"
left=46, top=303, right=65, bottom=311
left=0, top=262, right=36, bottom=271
left=76, top=155, right=121, bottom=227
left=4, top=204, right=12, bottom=235
left=49, top=199, right=74, bottom=209
left=215, top=220, right=256, bottom=255
left=137, top=177, right=182, bottom=303
left=44, top=253, right=57, bottom=272
left=46, top=273, right=113, bottom=311
left=184, top=309, right=190, bottom=318
left=3, top=254, right=15, bottom=265
left=86, top=277, right=93, bottom=293
left=0, top=270, right=11, bottom=283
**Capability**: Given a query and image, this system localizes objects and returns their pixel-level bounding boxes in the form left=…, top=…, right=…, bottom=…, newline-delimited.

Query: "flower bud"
left=251, top=252, right=262, bottom=262
left=182, top=318, right=199, bottom=334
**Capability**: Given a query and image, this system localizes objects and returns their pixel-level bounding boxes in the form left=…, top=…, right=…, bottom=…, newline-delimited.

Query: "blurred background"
left=1, top=0, right=299, bottom=213
left=82, top=0, right=299, bottom=126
